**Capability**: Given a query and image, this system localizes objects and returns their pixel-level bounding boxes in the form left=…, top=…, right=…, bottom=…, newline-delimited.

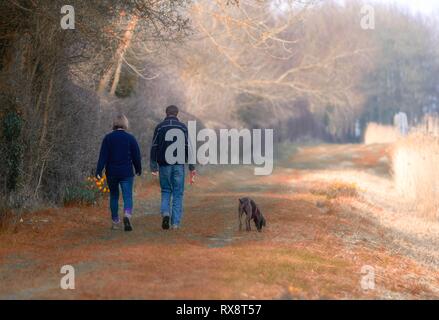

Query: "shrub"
left=311, top=181, right=358, bottom=200
left=364, top=122, right=400, bottom=145
left=63, top=175, right=109, bottom=206
left=392, top=133, right=439, bottom=220
left=64, top=183, right=100, bottom=206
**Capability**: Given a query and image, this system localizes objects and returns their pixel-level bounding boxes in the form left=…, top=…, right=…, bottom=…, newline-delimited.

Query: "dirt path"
left=1, top=144, right=438, bottom=299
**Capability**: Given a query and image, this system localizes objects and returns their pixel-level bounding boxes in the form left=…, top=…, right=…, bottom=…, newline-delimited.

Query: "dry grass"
left=311, top=181, right=358, bottom=200
left=364, top=123, right=401, bottom=145
left=0, top=199, right=13, bottom=233
left=419, top=115, right=439, bottom=137
left=1, top=144, right=439, bottom=299
left=391, top=133, right=439, bottom=220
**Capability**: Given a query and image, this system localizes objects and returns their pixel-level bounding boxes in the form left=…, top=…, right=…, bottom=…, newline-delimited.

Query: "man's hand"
left=151, top=171, right=159, bottom=177
left=189, top=170, right=196, bottom=185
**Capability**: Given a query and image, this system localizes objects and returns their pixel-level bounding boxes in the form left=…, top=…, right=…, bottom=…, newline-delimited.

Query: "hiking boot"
left=162, top=216, right=170, bottom=230
left=111, top=222, right=121, bottom=230
left=123, top=217, right=133, bottom=232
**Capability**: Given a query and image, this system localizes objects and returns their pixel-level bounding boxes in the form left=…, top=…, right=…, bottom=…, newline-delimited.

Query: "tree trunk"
left=109, top=16, right=138, bottom=96
left=97, top=15, right=138, bottom=97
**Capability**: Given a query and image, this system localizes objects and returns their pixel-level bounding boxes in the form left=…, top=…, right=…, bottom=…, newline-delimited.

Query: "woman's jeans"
left=159, top=164, right=185, bottom=226
left=107, top=176, right=134, bottom=223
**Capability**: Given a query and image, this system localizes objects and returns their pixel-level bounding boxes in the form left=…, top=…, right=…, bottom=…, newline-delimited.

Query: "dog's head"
left=256, top=214, right=266, bottom=232
left=239, top=197, right=250, bottom=211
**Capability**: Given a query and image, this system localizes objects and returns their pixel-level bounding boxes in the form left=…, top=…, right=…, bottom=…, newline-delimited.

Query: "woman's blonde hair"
left=113, top=114, right=129, bottom=130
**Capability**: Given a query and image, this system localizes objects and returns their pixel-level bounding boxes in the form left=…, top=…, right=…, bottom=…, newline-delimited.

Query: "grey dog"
left=238, top=197, right=266, bottom=232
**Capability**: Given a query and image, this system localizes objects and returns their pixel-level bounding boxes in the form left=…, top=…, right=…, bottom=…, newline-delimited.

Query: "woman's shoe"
left=111, top=222, right=121, bottom=230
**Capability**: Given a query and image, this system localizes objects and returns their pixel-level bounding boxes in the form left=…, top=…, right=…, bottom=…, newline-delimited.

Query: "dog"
left=238, top=197, right=266, bottom=232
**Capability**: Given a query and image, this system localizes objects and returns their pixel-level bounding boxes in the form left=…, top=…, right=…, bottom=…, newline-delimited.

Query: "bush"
left=63, top=183, right=101, bottom=206
left=364, top=122, right=400, bottom=145
left=392, top=133, right=439, bottom=220
left=63, top=175, right=109, bottom=206
left=311, top=181, right=358, bottom=200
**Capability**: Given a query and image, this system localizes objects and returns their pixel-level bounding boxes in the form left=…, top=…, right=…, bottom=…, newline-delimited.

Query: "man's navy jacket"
left=149, top=115, right=195, bottom=172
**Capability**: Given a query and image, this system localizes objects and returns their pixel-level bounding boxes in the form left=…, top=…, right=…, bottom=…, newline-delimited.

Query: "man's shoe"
left=171, top=224, right=179, bottom=230
left=123, top=217, right=133, bottom=231
left=162, top=216, right=170, bottom=230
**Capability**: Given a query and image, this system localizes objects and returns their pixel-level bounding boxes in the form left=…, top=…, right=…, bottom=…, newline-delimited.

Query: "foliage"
left=64, top=175, right=109, bottom=206
left=63, top=183, right=101, bottom=206
left=311, top=182, right=358, bottom=200
left=0, top=0, right=190, bottom=207
left=360, top=10, right=439, bottom=126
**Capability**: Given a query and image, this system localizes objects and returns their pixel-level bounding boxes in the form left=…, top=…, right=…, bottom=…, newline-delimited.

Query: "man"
left=150, top=105, right=196, bottom=230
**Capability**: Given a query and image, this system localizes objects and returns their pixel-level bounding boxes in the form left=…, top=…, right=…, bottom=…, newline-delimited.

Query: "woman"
left=96, top=114, right=142, bottom=231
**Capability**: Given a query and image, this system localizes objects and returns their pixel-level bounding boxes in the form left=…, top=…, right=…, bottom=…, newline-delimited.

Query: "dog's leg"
left=238, top=199, right=244, bottom=231
left=246, top=213, right=251, bottom=231
left=246, top=202, right=254, bottom=231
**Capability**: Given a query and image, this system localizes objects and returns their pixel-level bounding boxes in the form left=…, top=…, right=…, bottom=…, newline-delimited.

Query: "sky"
left=272, top=1, right=439, bottom=16
left=366, top=0, right=439, bottom=16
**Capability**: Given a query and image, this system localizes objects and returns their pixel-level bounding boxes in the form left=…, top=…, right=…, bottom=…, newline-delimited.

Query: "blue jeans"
left=159, top=164, right=185, bottom=226
left=107, top=176, right=134, bottom=223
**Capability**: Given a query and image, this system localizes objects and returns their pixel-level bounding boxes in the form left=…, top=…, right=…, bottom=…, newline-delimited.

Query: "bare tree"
left=0, top=0, right=191, bottom=205
left=143, top=0, right=374, bottom=129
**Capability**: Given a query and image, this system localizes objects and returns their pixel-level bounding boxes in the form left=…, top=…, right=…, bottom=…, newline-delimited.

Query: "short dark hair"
left=166, top=105, right=179, bottom=116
